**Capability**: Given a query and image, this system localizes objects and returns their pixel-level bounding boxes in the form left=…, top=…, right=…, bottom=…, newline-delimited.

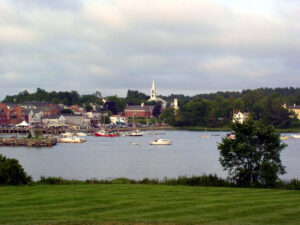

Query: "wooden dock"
left=0, top=137, right=57, bottom=147
left=0, top=128, right=65, bottom=135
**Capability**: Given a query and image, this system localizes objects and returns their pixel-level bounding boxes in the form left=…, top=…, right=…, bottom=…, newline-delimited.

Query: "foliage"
left=126, top=90, right=149, bottom=105
left=61, top=109, right=74, bottom=114
left=0, top=154, right=32, bottom=185
left=2, top=88, right=103, bottom=107
left=152, top=104, right=162, bottom=118
left=218, top=118, right=287, bottom=187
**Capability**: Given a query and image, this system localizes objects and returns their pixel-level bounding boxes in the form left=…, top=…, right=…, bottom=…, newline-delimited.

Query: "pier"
left=0, top=137, right=57, bottom=147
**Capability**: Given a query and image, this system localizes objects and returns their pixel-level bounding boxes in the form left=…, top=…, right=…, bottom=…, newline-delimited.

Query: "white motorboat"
left=75, top=132, right=87, bottom=137
left=129, top=130, right=144, bottom=136
left=61, top=132, right=74, bottom=137
left=59, top=136, right=87, bottom=143
left=150, top=138, right=171, bottom=145
left=291, top=134, right=300, bottom=139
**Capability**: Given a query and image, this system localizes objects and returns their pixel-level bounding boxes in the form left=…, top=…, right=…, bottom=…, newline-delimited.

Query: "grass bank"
left=0, top=184, right=299, bottom=225
left=176, top=126, right=300, bottom=133
left=176, top=126, right=231, bottom=132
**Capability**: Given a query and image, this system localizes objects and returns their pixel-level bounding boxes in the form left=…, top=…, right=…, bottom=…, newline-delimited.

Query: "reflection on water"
left=0, top=131, right=299, bottom=180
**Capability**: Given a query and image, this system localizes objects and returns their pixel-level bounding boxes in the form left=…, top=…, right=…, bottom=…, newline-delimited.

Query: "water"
left=0, top=131, right=299, bottom=181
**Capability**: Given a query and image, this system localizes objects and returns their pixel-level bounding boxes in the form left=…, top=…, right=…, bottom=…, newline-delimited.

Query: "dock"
left=0, top=137, right=57, bottom=147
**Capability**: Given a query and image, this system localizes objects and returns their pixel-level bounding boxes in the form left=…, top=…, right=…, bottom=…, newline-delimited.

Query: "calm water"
left=0, top=130, right=299, bottom=181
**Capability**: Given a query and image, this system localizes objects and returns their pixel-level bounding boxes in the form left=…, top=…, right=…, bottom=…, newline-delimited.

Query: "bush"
left=0, top=154, right=32, bottom=185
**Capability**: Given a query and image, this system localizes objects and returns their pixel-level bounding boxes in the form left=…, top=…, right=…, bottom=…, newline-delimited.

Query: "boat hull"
left=94, top=132, right=119, bottom=137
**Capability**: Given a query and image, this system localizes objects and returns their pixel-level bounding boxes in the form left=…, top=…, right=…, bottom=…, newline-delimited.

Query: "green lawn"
left=0, top=185, right=299, bottom=225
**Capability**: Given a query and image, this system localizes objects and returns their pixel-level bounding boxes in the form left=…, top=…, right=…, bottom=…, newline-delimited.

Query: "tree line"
left=3, top=87, right=300, bottom=128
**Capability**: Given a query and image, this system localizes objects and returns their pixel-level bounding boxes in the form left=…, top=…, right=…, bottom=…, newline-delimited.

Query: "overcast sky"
left=0, top=0, right=299, bottom=99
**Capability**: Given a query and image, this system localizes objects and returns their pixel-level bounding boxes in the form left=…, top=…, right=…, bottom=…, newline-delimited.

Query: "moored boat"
left=59, top=136, right=86, bottom=143
left=150, top=138, right=171, bottom=145
left=75, top=132, right=87, bottom=137
left=94, top=130, right=119, bottom=137
left=226, top=133, right=235, bottom=139
left=291, top=134, right=300, bottom=139
left=280, top=135, right=291, bottom=140
left=129, top=130, right=144, bottom=136
left=200, top=128, right=210, bottom=138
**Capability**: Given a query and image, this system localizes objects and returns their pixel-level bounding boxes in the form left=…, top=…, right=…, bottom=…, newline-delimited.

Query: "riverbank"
left=1, top=184, right=299, bottom=225
left=176, top=126, right=300, bottom=133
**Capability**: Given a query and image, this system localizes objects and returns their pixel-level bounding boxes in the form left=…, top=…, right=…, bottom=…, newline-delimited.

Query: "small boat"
left=226, top=133, right=235, bottom=139
left=59, top=136, right=86, bottom=143
left=129, top=142, right=139, bottom=145
left=150, top=138, right=171, bottom=145
left=291, top=134, right=300, bottom=139
left=94, top=130, right=119, bottom=137
left=200, top=128, right=210, bottom=138
left=61, top=132, right=74, bottom=137
left=129, top=130, right=144, bottom=136
left=75, top=132, right=87, bottom=137
left=280, top=136, right=291, bottom=140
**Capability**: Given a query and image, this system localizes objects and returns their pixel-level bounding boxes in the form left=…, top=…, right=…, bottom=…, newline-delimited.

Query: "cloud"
left=0, top=0, right=299, bottom=99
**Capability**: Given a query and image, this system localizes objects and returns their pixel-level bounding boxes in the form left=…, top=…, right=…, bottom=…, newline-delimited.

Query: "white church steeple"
left=148, top=80, right=157, bottom=102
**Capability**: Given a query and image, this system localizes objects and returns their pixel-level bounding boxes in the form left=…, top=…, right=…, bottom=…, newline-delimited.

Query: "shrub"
left=0, top=154, right=32, bottom=185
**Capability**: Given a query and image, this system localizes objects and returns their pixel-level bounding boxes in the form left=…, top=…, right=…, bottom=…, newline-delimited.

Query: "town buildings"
left=232, top=112, right=249, bottom=124
left=124, top=104, right=154, bottom=118
left=283, top=104, right=300, bottom=120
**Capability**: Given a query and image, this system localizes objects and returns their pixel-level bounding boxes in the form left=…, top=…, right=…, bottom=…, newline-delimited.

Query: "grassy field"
left=1, top=185, right=300, bottom=225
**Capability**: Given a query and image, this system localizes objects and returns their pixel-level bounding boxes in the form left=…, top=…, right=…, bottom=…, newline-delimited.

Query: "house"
left=63, top=114, right=91, bottom=129
left=110, top=115, right=128, bottom=124
left=124, top=103, right=154, bottom=118
left=232, top=112, right=249, bottom=124
left=9, top=106, right=26, bottom=125
left=42, top=115, right=66, bottom=125
left=283, top=104, right=300, bottom=120
left=171, top=98, right=180, bottom=111
left=70, top=105, right=82, bottom=115
left=0, top=107, right=9, bottom=126
left=0, top=103, right=25, bottom=125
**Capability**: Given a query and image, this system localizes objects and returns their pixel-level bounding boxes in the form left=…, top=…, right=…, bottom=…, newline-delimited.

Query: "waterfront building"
left=124, top=104, right=154, bottom=118
left=0, top=107, right=9, bottom=126
left=171, top=98, right=180, bottom=111
left=232, top=112, right=249, bottom=124
left=110, top=115, right=128, bottom=124
left=283, top=103, right=300, bottom=120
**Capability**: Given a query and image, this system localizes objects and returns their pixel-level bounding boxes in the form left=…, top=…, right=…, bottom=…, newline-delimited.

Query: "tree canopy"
left=218, top=119, right=286, bottom=187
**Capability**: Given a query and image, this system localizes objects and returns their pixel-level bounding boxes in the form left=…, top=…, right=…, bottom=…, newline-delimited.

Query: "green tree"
left=218, top=118, right=286, bottom=187
left=0, top=154, right=32, bottom=185
left=152, top=104, right=162, bottom=118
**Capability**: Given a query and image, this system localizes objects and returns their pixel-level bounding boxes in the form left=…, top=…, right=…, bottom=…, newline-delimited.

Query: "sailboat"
left=200, top=128, right=210, bottom=138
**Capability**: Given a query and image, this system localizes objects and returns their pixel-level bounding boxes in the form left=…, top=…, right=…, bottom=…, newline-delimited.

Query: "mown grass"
left=0, top=184, right=299, bottom=225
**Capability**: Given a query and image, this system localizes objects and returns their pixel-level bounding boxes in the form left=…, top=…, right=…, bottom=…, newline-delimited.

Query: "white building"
left=232, top=112, right=249, bottom=124
left=110, top=115, right=128, bottom=124
left=171, top=98, right=180, bottom=111
left=148, top=80, right=157, bottom=102
left=147, top=80, right=167, bottom=109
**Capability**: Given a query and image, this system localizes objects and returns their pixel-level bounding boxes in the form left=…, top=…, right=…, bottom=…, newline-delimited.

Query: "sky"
left=0, top=0, right=299, bottom=99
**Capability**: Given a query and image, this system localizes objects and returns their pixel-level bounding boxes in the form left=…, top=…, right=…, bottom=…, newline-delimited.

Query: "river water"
left=0, top=130, right=299, bottom=181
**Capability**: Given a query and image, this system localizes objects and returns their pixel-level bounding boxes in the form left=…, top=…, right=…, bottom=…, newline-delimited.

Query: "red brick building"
left=9, top=106, right=25, bottom=125
left=0, top=106, right=9, bottom=126
left=124, top=104, right=154, bottom=118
